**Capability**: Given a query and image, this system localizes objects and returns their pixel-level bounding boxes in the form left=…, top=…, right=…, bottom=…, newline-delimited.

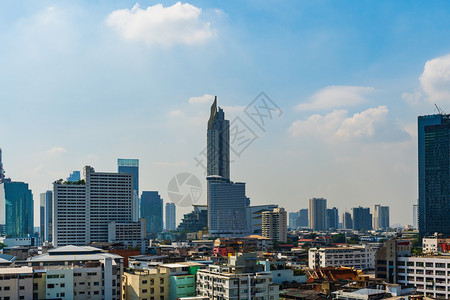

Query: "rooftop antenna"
left=435, top=104, right=445, bottom=115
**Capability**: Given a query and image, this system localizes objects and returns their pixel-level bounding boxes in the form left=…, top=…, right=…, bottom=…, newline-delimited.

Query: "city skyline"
left=3, top=1, right=450, bottom=226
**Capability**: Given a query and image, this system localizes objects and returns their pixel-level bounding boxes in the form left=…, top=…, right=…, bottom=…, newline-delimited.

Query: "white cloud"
left=46, top=147, right=67, bottom=156
left=169, top=109, right=184, bottom=117
left=289, top=106, right=409, bottom=143
left=296, top=86, right=375, bottom=111
left=189, top=94, right=215, bottom=104
left=105, top=2, right=216, bottom=47
left=420, top=55, right=450, bottom=102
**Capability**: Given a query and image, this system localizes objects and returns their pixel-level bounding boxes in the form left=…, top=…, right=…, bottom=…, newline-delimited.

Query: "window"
left=160, top=278, right=164, bottom=284
left=94, top=291, right=99, bottom=295
left=142, top=280, right=148, bottom=284
left=94, top=282, right=100, bottom=286
left=19, top=286, right=24, bottom=290
left=60, top=293, right=65, bottom=297
left=47, top=275, right=59, bottom=279
left=47, top=284, right=55, bottom=289
left=142, top=289, right=148, bottom=293
left=60, top=283, right=65, bottom=288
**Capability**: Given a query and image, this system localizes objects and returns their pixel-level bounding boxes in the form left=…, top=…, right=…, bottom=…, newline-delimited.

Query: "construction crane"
left=435, top=104, right=445, bottom=115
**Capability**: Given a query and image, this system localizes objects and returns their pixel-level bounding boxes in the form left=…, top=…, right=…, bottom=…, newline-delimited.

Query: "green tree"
left=332, top=234, right=346, bottom=244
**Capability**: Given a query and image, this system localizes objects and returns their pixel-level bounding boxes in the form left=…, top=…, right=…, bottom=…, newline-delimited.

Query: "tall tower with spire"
left=0, top=148, right=5, bottom=183
left=207, top=97, right=230, bottom=180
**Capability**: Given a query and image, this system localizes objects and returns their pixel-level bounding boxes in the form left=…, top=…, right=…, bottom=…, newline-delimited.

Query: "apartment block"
left=122, top=268, right=170, bottom=300
left=309, top=245, right=375, bottom=270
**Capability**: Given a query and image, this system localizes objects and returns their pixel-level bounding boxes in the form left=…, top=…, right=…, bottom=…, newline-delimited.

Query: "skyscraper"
left=53, top=166, right=133, bottom=246
left=207, top=176, right=249, bottom=235
left=326, top=207, right=339, bottom=229
left=0, top=148, right=5, bottom=183
left=413, top=204, right=418, bottom=229
left=262, top=207, right=287, bottom=242
left=207, top=97, right=230, bottom=180
left=67, top=171, right=81, bottom=182
left=309, top=198, right=327, bottom=231
left=0, top=181, right=34, bottom=237
left=418, top=114, right=450, bottom=238
left=298, top=209, right=309, bottom=228
left=373, top=204, right=389, bottom=230
left=165, top=202, right=176, bottom=231
left=289, top=212, right=299, bottom=229
left=118, top=159, right=139, bottom=222
left=141, top=191, right=163, bottom=234
left=343, top=212, right=353, bottom=229
left=352, top=206, right=372, bottom=231
left=40, top=190, right=53, bottom=242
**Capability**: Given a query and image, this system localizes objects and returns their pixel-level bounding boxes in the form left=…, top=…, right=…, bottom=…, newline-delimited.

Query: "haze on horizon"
left=2, top=0, right=450, bottom=227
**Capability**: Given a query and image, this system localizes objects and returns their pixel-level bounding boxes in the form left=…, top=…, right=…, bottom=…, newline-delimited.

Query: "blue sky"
left=2, top=0, right=450, bottom=226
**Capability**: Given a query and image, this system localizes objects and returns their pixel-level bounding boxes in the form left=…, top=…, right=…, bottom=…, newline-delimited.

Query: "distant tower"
left=0, top=148, right=5, bottom=183
left=207, top=97, right=230, bottom=180
left=309, top=198, right=327, bottom=231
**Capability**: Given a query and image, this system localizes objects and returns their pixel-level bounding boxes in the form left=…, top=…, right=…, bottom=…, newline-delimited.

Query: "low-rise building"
left=423, top=235, right=450, bottom=254
left=160, top=262, right=205, bottom=300
left=122, top=268, right=170, bottom=300
left=108, top=219, right=148, bottom=254
left=0, top=266, right=34, bottom=299
left=309, top=245, right=375, bottom=270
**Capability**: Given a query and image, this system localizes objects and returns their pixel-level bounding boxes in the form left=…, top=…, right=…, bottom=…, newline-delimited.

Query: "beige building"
left=123, top=268, right=170, bottom=300
left=0, top=266, right=34, bottom=300
left=262, top=207, right=287, bottom=242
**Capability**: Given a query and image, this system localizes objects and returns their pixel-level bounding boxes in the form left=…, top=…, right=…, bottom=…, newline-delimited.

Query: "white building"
left=28, top=245, right=124, bottom=300
left=397, top=255, right=450, bottom=299
left=196, top=253, right=279, bottom=300
left=262, top=207, right=287, bottom=242
left=422, top=235, right=450, bottom=254
left=108, top=219, right=147, bottom=253
left=53, top=166, right=134, bottom=246
left=373, top=205, right=390, bottom=230
left=308, top=245, right=375, bottom=270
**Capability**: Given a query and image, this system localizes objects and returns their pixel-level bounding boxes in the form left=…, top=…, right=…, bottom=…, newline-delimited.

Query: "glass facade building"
left=0, top=181, right=33, bottom=237
left=118, top=159, right=139, bottom=221
left=40, top=190, right=53, bottom=242
left=418, top=114, right=450, bottom=238
left=141, top=191, right=163, bottom=234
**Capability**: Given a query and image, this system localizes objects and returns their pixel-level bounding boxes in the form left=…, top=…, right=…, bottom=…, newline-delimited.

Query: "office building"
left=247, top=204, right=278, bottom=235
left=309, top=198, right=327, bottom=231
left=343, top=212, right=353, bottom=230
left=326, top=207, right=339, bottom=229
left=373, top=204, right=390, bottom=230
left=53, top=166, right=133, bottom=246
left=67, top=171, right=81, bottom=182
left=309, top=245, right=375, bottom=270
left=289, top=212, right=299, bottom=229
left=298, top=208, right=308, bottom=227
left=413, top=204, right=418, bottom=229
left=165, top=202, right=176, bottom=231
left=207, top=97, right=230, bottom=180
left=262, top=207, right=287, bottom=242
left=40, top=190, right=52, bottom=243
left=196, top=253, right=279, bottom=299
left=118, top=159, right=139, bottom=222
left=177, top=205, right=207, bottom=233
left=141, top=191, right=163, bottom=234
left=418, top=114, right=450, bottom=238
left=0, top=181, right=33, bottom=237
left=352, top=206, right=372, bottom=231
left=207, top=176, right=248, bottom=236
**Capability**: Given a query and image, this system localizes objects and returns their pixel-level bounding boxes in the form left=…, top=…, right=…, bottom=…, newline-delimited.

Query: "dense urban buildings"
left=418, top=114, right=450, bottom=238
left=177, top=205, right=207, bottom=233
left=53, top=166, right=134, bottom=246
left=40, top=190, right=52, bottom=243
left=352, top=206, right=372, bottom=231
left=373, top=204, right=390, bottom=230
left=326, top=207, right=339, bottom=229
left=141, top=191, right=164, bottom=234
left=0, top=180, right=34, bottom=237
left=262, top=207, right=287, bottom=242
left=118, top=158, right=139, bottom=222
left=309, top=198, right=327, bottom=231
left=207, top=176, right=248, bottom=236
left=165, top=202, right=176, bottom=231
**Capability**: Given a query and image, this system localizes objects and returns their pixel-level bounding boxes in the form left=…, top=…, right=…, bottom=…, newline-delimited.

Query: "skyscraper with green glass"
left=0, top=181, right=34, bottom=237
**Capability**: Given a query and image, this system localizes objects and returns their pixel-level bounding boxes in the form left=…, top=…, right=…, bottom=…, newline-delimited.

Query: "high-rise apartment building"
left=207, top=176, right=249, bottom=236
left=373, top=204, right=390, bottom=230
left=40, top=190, right=52, bottom=242
left=118, top=159, right=139, bottom=222
left=309, top=198, right=327, bottom=231
left=207, top=97, right=230, bottom=180
left=343, top=212, right=353, bottom=230
left=165, top=202, right=176, bottom=231
left=352, top=206, right=372, bottom=231
left=53, top=166, right=133, bottom=246
left=298, top=208, right=308, bottom=227
left=247, top=204, right=278, bottom=235
left=262, top=207, right=287, bottom=242
left=0, top=148, right=5, bottom=183
left=0, top=181, right=33, bottom=237
left=418, top=114, right=450, bottom=238
left=140, top=191, right=163, bottom=234
left=326, top=207, right=339, bottom=229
